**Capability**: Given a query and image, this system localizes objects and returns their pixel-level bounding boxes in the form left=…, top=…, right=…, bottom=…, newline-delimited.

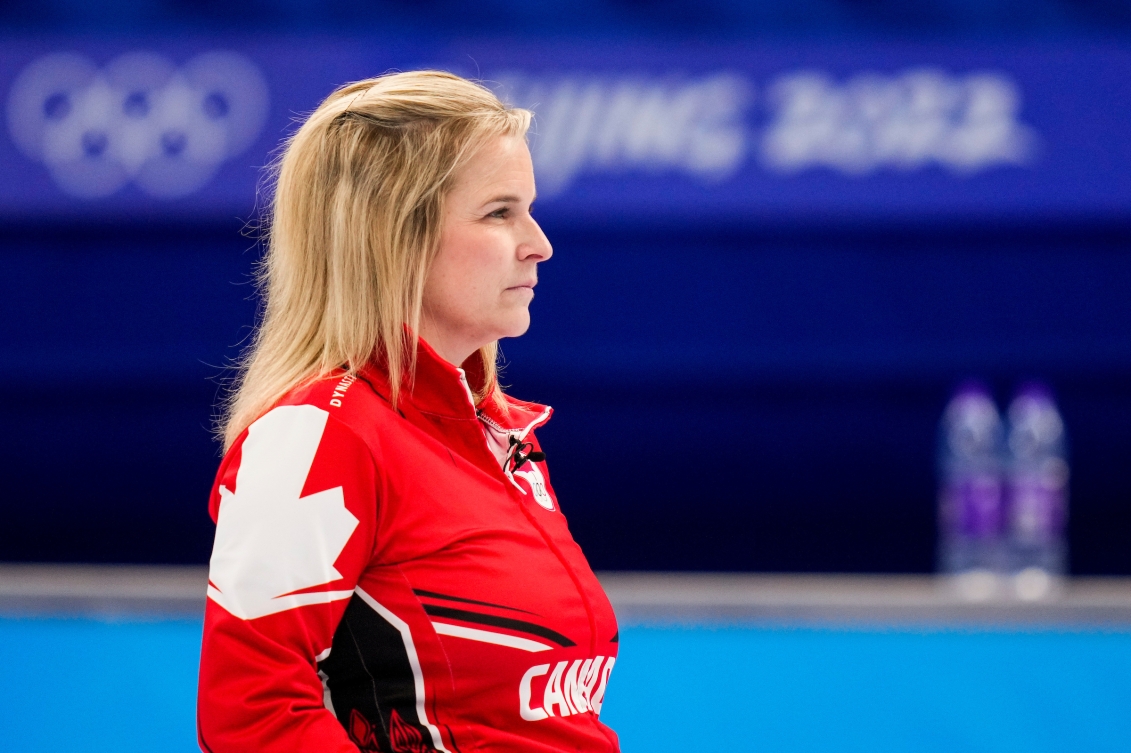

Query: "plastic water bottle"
left=1004, top=383, right=1069, bottom=600
left=937, top=382, right=1006, bottom=600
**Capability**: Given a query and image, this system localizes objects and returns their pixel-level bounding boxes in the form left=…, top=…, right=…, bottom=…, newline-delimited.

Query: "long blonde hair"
left=222, top=70, right=531, bottom=449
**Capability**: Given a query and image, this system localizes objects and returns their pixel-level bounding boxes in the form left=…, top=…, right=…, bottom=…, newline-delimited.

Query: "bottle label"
left=941, top=473, right=1003, bottom=539
left=1008, top=469, right=1067, bottom=544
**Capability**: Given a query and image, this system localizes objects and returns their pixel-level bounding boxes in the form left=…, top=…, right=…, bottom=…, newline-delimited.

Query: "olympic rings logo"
left=5, top=51, right=269, bottom=199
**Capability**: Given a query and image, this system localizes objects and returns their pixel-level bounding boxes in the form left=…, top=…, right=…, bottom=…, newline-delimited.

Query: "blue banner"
left=1, top=36, right=1129, bottom=224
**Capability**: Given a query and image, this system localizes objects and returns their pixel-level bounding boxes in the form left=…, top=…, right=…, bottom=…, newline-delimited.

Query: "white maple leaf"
left=207, top=405, right=360, bottom=620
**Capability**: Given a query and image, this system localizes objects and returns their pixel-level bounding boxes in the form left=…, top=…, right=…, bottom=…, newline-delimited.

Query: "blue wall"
left=4, top=0, right=1131, bottom=36
left=2, top=19, right=1130, bottom=572
left=4, top=220, right=1130, bottom=572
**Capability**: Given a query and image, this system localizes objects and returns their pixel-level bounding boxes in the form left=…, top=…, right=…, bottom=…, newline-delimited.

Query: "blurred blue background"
left=3, top=0, right=1131, bottom=575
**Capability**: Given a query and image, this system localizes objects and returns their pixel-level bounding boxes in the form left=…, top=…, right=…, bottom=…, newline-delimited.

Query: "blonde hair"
left=221, top=70, right=532, bottom=449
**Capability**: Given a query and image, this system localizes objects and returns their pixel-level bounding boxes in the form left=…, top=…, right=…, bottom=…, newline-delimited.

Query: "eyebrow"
left=482, top=194, right=523, bottom=206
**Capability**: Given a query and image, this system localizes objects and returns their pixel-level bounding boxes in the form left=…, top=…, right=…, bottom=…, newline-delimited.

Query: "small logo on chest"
left=514, top=463, right=555, bottom=511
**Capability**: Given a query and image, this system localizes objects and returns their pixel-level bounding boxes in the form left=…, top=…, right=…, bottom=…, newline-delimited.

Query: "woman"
left=197, top=71, right=620, bottom=752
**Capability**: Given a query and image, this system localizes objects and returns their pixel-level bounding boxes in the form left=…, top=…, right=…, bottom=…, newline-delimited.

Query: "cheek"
left=428, top=237, right=505, bottom=319
left=428, top=265, right=475, bottom=321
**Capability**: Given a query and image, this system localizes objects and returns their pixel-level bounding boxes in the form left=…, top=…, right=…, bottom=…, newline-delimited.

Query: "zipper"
left=456, top=372, right=599, bottom=660
left=456, top=367, right=552, bottom=492
left=477, top=407, right=551, bottom=493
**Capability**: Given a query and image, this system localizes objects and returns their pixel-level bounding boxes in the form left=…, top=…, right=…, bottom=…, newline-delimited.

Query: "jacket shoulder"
left=278, top=370, right=399, bottom=435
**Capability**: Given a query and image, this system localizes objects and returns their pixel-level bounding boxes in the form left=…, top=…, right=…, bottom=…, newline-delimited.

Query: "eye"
left=487, top=206, right=509, bottom=219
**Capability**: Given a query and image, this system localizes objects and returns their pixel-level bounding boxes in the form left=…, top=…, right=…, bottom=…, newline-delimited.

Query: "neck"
left=417, top=323, right=479, bottom=369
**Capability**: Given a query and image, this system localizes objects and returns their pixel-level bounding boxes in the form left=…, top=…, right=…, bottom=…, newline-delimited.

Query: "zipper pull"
left=508, top=434, right=545, bottom=472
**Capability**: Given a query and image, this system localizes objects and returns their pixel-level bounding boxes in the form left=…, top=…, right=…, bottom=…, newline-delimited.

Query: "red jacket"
left=197, top=341, right=620, bottom=752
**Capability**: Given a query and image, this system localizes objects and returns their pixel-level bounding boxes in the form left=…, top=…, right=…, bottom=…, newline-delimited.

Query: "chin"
left=497, top=310, right=532, bottom=339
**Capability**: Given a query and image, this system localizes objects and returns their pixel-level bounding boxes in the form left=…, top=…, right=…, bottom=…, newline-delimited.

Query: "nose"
left=517, top=214, right=553, bottom=262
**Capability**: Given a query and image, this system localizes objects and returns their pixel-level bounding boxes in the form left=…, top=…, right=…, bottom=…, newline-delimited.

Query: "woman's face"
left=421, top=134, right=552, bottom=366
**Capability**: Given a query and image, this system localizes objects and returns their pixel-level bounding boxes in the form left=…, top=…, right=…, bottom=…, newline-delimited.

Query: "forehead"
left=450, top=134, right=533, bottom=197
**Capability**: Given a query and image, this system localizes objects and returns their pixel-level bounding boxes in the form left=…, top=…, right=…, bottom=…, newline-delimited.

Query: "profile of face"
left=420, top=134, right=552, bottom=367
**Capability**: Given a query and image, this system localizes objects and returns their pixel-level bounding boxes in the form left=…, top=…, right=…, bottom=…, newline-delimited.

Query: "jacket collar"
left=362, top=337, right=552, bottom=433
